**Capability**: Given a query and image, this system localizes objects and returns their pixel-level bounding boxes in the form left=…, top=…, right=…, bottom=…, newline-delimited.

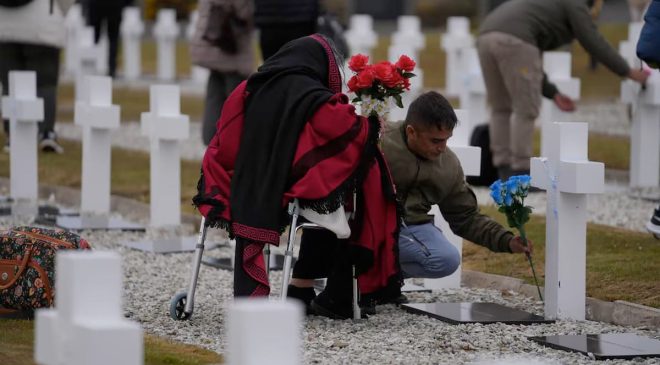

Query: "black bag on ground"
left=466, top=124, right=499, bottom=187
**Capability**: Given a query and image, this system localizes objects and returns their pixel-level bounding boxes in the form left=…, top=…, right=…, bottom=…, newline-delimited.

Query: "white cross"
left=228, top=299, right=303, bottom=365
left=425, top=109, right=482, bottom=290
left=619, top=22, right=645, bottom=70
left=345, top=14, right=378, bottom=60
left=74, top=76, right=120, bottom=215
left=186, top=10, right=210, bottom=84
left=141, top=85, right=189, bottom=227
left=441, top=17, right=474, bottom=97
left=120, top=7, right=145, bottom=81
left=64, top=3, right=86, bottom=77
left=75, top=27, right=101, bottom=102
left=530, top=122, right=604, bottom=320
left=622, top=74, right=660, bottom=188
left=0, top=71, right=43, bottom=202
left=539, top=52, right=581, bottom=157
left=153, top=9, right=180, bottom=81
left=391, top=15, right=425, bottom=59
left=458, top=47, right=489, bottom=129
left=35, top=251, right=143, bottom=365
left=387, top=43, right=424, bottom=122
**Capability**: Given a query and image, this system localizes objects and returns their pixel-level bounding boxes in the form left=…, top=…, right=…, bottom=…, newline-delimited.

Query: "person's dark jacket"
left=479, top=0, right=630, bottom=98
left=254, top=0, right=318, bottom=26
left=637, top=0, right=660, bottom=68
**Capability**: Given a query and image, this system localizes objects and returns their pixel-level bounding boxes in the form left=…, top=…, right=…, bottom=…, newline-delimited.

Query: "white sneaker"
left=39, top=132, right=64, bottom=154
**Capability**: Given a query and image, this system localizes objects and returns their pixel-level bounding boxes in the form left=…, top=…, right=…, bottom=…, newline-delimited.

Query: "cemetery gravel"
left=2, top=215, right=658, bottom=365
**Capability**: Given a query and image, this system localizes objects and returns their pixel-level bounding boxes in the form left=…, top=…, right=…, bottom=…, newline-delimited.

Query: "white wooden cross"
left=153, top=9, right=180, bottom=81
left=75, top=76, right=120, bottom=215
left=459, top=47, right=489, bottom=129
left=141, top=85, right=189, bottom=227
left=391, top=15, right=425, bottom=61
left=120, top=6, right=145, bottom=81
left=622, top=73, right=660, bottom=188
left=345, top=14, right=378, bottom=60
left=227, top=299, right=302, bottom=365
left=35, top=251, right=143, bottom=365
left=387, top=43, right=424, bottom=122
left=619, top=22, right=659, bottom=188
left=425, top=109, right=481, bottom=290
left=75, top=27, right=101, bottom=102
left=539, top=52, right=581, bottom=157
left=0, top=71, right=43, bottom=203
left=530, top=122, right=604, bottom=320
left=64, top=3, right=86, bottom=77
left=441, top=17, right=474, bottom=97
left=186, top=10, right=210, bottom=85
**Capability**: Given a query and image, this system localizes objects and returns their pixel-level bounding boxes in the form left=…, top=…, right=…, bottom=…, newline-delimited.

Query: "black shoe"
left=286, top=285, right=316, bottom=315
left=310, top=291, right=367, bottom=320
left=379, top=293, right=409, bottom=305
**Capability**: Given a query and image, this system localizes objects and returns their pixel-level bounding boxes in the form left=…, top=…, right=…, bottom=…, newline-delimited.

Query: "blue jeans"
left=398, top=223, right=460, bottom=279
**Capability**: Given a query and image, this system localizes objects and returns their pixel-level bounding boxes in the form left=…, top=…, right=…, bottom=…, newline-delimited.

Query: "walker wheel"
left=170, top=292, right=192, bottom=321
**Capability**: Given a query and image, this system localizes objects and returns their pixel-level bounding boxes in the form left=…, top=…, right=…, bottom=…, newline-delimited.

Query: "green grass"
left=0, top=319, right=223, bottom=365
left=463, top=205, right=660, bottom=308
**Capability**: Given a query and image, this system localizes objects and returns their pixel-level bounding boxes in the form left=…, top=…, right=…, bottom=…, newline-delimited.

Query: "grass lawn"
left=0, top=319, right=223, bottom=365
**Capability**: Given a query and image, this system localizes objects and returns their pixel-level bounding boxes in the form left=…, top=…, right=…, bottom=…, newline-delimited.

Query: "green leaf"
left=403, top=72, right=416, bottom=78
left=394, top=94, right=403, bottom=108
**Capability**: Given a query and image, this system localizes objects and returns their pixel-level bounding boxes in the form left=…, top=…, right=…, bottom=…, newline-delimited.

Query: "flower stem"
left=517, top=225, right=544, bottom=303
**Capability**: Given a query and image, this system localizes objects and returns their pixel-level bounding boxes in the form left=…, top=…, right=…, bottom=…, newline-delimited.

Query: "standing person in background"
left=477, top=0, right=649, bottom=180
left=0, top=0, right=74, bottom=154
left=84, top=0, right=133, bottom=78
left=636, top=0, right=660, bottom=239
left=190, top=0, right=255, bottom=146
left=254, top=0, right=319, bottom=61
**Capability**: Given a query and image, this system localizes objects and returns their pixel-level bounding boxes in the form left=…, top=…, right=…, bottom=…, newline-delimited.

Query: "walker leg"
left=352, top=265, right=361, bottom=320
left=281, top=202, right=300, bottom=299
left=185, top=217, right=208, bottom=314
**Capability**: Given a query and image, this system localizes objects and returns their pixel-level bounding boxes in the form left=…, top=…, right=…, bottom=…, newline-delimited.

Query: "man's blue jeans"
left=398, top=222, right=460, bottom=279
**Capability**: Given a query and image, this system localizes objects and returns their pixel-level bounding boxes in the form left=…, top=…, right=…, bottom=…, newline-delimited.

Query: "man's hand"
left=553, top=93, right=576, bottom=112
left=628, top=68, right=651, bottom=85
left=509, top=236, right=533, bottom=255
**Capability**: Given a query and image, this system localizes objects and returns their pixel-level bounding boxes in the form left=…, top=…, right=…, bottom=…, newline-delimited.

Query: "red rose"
left=355, top=68, right=375, bottom=89
left=373, top=62, right=400, bottom=88
left=348, top=54, right=370, bottom=72
left=347, top=75, right=359, bottom=92
left=395, top=55, right=416, bottom=72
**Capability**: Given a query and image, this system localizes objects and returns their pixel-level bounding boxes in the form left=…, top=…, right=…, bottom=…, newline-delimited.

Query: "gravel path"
left=43, top=101, right=660, bottom=364
left=3, top=215, right=657, bottom=365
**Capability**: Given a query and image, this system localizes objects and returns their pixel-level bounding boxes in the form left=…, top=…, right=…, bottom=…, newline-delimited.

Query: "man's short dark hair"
left=404, top=91, right=457, bottom=131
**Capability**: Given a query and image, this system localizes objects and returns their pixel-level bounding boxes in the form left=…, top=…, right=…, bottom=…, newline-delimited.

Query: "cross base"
left=529, top=334, right=660, bottom=360
left=401, top=302, right=554, bottom=325
left=56, top=214, right=145, bottom=232
left=122, top=236, right=197, bottom=253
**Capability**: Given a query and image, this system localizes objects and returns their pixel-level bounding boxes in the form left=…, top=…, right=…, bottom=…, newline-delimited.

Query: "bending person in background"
left=190, top=0, right=255, bottom=146
left=193, top=35, right=399, bottom=319
left=477, top=0, right=649, bottom=180
left=0, top=0, right=74, bottom=154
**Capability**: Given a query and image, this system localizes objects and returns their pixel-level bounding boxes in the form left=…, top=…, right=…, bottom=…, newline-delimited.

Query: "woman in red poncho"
left=193, top=34, right=400, bottom=319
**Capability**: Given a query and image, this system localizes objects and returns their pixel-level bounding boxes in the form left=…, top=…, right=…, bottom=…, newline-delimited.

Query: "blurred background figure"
left=254, top=0, right=319, bottom=61
left=190, top=0, right=255, bottom=145
left=628, top=0, right=652, bottom=21
left=0, top=0, right=74, bottom=154
left=82, top=0, right=134, bottom=78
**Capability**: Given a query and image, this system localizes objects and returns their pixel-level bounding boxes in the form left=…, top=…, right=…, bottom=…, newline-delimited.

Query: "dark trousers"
left=86, top=1, right=123, bottom=77
left=0, top=43, right=60, bottom=136
left=292, top=229, right=353, bottom=304
left=202, top=71, right=245, bottom=145
left=259, top=22, right=317, bottom=61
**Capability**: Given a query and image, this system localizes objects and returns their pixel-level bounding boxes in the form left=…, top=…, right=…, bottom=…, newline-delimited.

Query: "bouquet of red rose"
left=346, top=54, right=416, bottom=117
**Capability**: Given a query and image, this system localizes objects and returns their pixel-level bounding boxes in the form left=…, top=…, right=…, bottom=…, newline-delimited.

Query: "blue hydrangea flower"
left=489, top=180, right=504, bottom=205
left=504, top=189, right=514, bottom=206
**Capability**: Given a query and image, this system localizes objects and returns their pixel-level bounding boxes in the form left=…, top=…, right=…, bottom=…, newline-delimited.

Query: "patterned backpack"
left=0, top=226, right=91, bottom=311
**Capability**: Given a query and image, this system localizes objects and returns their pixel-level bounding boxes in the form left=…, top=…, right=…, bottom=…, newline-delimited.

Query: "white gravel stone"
left=2, top=214, right=658, bottom=365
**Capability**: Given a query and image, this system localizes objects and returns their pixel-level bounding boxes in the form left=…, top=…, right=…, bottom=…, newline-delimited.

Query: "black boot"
left=286, top=285, right=316, bottom=315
